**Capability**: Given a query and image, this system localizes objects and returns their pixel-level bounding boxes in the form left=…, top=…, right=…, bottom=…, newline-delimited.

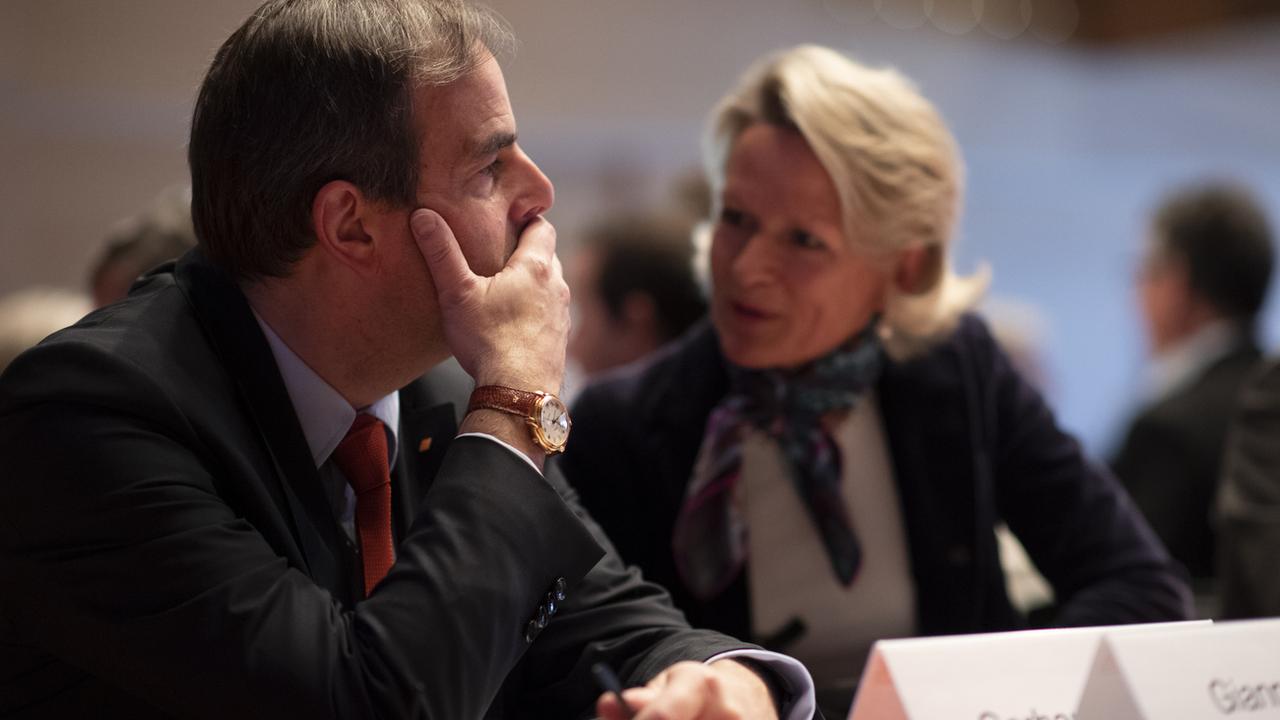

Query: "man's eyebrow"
left=470, top=131, right=517, bottom=160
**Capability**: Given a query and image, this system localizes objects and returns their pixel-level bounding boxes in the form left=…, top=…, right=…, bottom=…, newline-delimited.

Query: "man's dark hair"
left=584, top=215, right=707, bottom=343
left=189, top=0, right=511, bottom=280
left=1154, top=182, right=1275, bottom=321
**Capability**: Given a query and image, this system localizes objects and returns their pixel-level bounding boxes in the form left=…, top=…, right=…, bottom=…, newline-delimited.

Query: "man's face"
left=410, top=52, right=554, bottom=275
left=368, top=51, right=554, bottom=367
left=566, top=247, right=628, bottom=376
left=1137, top=235, right=1192, bottom=356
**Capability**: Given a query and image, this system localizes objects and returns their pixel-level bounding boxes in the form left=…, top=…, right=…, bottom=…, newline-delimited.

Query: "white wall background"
left=2, top=0, right=1278, bottom=453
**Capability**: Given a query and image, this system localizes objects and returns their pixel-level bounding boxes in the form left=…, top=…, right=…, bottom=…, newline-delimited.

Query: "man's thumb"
left=411, top=208, right=470, bottom=295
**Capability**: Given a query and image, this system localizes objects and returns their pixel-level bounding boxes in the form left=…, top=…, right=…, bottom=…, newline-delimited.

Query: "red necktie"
left=331, top=413, right=395, bottom=597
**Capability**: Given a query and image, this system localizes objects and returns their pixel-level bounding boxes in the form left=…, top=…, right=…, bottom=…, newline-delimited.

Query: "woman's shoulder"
left=887, top=312, right=1004, bottom=380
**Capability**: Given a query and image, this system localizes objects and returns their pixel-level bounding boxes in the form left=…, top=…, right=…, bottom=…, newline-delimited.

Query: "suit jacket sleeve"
left=513, top=461, right=756, bottom=717
left=0, top=340, right=613, bottom=719
left=1217, top=359, right=1280, bottom=618
left=966, top=320, right=1193, bottom=625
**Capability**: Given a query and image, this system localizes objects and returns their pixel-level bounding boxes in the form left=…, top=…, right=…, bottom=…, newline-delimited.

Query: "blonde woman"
left=561, top=45, right=1190, bottom=715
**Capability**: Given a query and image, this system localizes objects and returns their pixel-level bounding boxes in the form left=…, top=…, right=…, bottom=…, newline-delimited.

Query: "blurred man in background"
left=567, top=214, right=706, bottom=378
left=1217, top=356, right=1280, bottom=619
left=88, top=186, right=196, bottom=308
left=1111, top=181, right=1274, bottom=600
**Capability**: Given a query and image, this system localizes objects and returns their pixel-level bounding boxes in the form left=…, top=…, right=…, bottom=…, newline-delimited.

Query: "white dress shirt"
left=737, top=391, right=915, bottom=697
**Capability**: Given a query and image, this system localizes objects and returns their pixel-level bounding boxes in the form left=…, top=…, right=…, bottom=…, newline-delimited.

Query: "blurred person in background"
left=1110, top=182, right=1273, bottom=601
left=88, top=186, right=196, bottom=308
left=560, top=44, right=1191, bottom=717
left=567, top=214, right=706, bottom=379
left=0, top=287, right=90, bottom=373
left=1217, top=357, right=1280, bottom=619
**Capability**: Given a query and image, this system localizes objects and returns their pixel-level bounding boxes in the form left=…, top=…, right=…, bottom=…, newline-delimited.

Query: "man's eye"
left=481, top=158, right=503, bottom=178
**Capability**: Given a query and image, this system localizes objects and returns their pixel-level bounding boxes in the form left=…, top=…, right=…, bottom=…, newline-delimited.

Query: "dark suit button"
left=553, top=577, right=567, bottom=602
left=545, top=597, right=557, bottom=617
left=535, top=604, right=549, bottom=628
left=524, top=619, right=539, bottom=643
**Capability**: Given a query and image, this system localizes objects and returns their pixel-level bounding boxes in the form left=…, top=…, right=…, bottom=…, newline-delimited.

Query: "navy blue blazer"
left=560, top=316, right=1192, bottom=645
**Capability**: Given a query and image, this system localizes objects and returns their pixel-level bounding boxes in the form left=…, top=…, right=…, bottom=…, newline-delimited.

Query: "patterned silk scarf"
left=671, top=320, right=886, bottom=601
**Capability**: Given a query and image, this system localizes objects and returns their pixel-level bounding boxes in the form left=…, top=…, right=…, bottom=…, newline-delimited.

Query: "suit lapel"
left=174, top=250, right=345, bottom=593
left=647, top=323, right=730, bottom=514
left=391, top=359, right=473, bottom=542
left=391, top=401, right=459, bottom=542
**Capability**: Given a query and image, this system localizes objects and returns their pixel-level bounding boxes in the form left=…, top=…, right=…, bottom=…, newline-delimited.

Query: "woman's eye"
left=791, top=230, right=825, bottom=250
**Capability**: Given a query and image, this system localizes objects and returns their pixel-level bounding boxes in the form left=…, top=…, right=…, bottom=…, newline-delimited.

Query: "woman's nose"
left=729, top=233, right=775, bottom=285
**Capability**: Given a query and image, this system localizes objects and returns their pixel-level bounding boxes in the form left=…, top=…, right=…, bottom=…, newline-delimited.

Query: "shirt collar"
left=1145, top=319, right=1243, bottom=403
left=252, top=310, right=400, bottom=469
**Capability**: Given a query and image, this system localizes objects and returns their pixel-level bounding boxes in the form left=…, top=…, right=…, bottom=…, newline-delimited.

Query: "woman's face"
left=710, top=123, right=890, bottom=369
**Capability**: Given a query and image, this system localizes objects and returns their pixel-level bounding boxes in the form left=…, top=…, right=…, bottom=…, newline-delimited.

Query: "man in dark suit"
left=0, top=1, right=812, bottom=718
left=1112, top=182, right=1274, bottom=589
left=1217, top=357, right=1280, bottom=619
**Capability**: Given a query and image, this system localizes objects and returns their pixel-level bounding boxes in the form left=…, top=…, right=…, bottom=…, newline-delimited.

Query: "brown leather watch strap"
left=467, top=385, right=540, bottom=417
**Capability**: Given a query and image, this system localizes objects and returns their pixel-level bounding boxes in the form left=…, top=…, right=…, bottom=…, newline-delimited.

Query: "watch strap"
left=467, top=385, right=541, bottom=418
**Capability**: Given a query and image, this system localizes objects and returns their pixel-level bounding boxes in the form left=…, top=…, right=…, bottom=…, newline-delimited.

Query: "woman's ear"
left=895, top=244, right=943, bottom=295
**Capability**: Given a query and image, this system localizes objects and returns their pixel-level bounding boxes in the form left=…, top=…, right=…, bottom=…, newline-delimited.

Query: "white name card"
left=1076, top=618, right=1280, bottom=719
left=848, top=622, right=1207, bottom=720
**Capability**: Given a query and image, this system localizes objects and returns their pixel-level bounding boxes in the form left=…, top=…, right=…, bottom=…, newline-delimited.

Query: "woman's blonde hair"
left=703, top=44, right=989, bottom=358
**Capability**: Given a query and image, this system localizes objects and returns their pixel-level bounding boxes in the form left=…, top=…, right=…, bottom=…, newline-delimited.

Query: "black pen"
left=591, top=661, right=637, bottom=720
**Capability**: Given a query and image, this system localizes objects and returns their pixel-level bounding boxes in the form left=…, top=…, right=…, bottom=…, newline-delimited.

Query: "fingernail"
left=410, top=209, right=437, bottom=237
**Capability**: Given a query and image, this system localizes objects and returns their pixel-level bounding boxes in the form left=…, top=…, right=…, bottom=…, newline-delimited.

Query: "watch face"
left=538, top=395, right=571, bottom=449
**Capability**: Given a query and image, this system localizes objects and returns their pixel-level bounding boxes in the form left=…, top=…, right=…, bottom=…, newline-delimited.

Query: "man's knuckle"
left=526, top=257, right=551, bottom=279
left=701, top=669, right=723, bottom=695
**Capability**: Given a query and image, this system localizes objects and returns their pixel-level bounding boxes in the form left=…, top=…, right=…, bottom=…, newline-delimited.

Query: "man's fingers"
left=635, top=663, right=713, bottom=719
left=551, top=252, right=565, bottom=282
left=596, top=687, right=657, bottom=720
left=411, top=208, right=473, bottom=297
left=508, top=215, right=557, bottom=268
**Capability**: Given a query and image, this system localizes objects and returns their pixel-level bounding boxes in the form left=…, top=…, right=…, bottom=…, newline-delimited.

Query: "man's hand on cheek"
left=409, top=208, right=568, bottom=394
left=596, top=660, right=779, bottom=720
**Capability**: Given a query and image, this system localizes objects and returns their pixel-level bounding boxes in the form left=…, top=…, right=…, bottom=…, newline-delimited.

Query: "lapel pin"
left=418, top=436, right=433, bottom=453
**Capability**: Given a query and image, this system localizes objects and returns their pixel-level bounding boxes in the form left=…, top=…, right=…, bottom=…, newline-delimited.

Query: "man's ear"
left=311, top=180, right=379, bottom=274
left=895, top=244, right=943, bottom=295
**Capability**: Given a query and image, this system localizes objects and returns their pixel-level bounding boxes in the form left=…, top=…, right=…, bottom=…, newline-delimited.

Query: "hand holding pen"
left=593, top=659, right=780, bottom=720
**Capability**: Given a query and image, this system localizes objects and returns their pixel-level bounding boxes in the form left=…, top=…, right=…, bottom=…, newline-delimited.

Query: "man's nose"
left=514, top=146, right=555, bottom=221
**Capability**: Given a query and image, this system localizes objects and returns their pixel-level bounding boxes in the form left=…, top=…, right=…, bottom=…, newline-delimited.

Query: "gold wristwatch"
left=467, top=385, right=572, bottom=455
